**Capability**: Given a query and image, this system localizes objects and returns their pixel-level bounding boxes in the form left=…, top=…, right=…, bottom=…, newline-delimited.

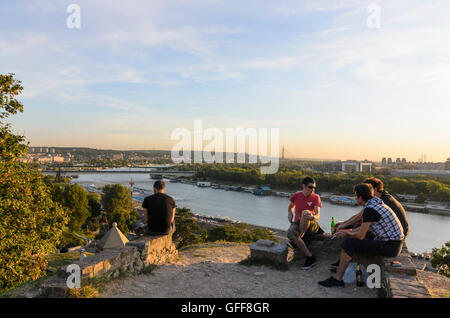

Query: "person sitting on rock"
left=318, top=183, right=404, bottom=287
left=287, top=176, right=323, bottom=270
left=329, top=177, right=410, bottom=270
left=142, top=180, right=176, bottom=235
left=334, top=177, right=410, bottom=237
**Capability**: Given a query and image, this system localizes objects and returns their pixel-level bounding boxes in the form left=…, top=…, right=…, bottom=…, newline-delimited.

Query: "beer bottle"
left=356, top=263, right=363, bottom=287
left=331, top=216, right=336, bottom=235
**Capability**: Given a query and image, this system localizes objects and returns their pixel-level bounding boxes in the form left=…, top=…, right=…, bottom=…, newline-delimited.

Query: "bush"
left=431, top=241, right=450, bottom=278
left=173, top=208, right=205, bottom=248
left=207, top=223, right=277, bottom=243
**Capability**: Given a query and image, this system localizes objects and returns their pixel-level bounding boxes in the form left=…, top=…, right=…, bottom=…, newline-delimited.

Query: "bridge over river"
left=42, top=169, right=196, bottom=177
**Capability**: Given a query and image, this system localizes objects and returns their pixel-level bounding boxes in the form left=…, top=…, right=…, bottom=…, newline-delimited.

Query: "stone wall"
left=42, top=234, right=177, bottom=297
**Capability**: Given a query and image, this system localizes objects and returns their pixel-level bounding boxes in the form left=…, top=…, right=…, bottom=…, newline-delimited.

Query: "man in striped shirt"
left=318, top=183, right=404, bottom=287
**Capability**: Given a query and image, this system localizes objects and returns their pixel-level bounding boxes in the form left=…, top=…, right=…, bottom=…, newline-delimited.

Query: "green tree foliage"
left=0, top=74, right=68, bottom=291
left=101, top=184, right=134, bottom=234
left=85, top=193, right=101, bottom=232
left=50, top=183, right=90, bottom=233
left=431, top=241, right=450, bottom=278
left=173, top=208, right=205, bottom=248
left=64, top=184, right=90, bottom=232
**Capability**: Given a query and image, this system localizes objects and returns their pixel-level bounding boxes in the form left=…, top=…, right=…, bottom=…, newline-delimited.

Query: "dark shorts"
left=287, top=219, right=320, bottom=241
left=341, top=237, right=403, bottom=258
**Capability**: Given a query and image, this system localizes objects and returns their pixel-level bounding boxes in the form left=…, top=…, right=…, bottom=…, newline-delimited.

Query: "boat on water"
left=197, top=181, right=212, bottom=188
left=275, top=191, right=291, bottom=198
left=253, top=186, right=272, bottom=196
left=329, top=195, right=357, bottom=206
left=211, top=184, right=222, bottom=189
left=150, top=173, right=164, bottom=180
left=243, top=187, right=255, bottom=193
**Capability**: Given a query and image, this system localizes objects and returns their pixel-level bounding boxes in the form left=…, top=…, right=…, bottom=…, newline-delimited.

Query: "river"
left=71, top=171, right=450, bottom=254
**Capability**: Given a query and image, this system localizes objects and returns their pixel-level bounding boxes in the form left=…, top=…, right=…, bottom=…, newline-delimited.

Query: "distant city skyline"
left=26, top=145, right=448, bottom=163
left=2, top=1, right=449, bottom=162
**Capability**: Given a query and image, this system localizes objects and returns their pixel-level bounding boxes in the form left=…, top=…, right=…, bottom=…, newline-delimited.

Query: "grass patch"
left=239, top=256, right=289, bottom=271
left=46, top=251, right=94, bottom=272
left=193, top=254, right=207, bottom=258
left=68, top=285, right=99, bottom=298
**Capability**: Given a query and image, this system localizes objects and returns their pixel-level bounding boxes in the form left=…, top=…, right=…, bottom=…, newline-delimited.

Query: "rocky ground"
left=100, top=242, right=378, bottom=298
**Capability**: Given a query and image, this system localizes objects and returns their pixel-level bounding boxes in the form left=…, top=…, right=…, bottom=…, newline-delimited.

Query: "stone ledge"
left=387, top=273, right=431, bottom=298
left=42, top=234, right=177, bottom=297
left=383, top=244, right=417, bottom=276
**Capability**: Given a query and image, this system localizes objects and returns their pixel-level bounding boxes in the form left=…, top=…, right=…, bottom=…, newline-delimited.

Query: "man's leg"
left=292, top=211, right=313, bottom=257
left=334, top=249, right=352, bottom=281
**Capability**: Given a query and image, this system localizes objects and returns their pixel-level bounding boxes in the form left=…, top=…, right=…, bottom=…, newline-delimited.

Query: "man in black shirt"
left=335, top=177, right=410, bottom=237
left=142, top=180, right=176, bottom=235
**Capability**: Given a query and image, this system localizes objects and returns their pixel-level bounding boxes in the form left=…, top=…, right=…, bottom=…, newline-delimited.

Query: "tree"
left=0, top=74, right=68, bottom=291
left=63, top=184, right=90, bottom=232
left=101, top=184, right=133, bottom=234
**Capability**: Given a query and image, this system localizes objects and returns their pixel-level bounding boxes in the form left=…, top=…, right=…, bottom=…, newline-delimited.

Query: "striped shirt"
left=364, top=197, right=404, bottom=241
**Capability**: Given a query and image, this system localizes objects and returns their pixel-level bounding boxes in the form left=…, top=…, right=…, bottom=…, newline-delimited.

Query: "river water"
left=72, top=172, right=450, bottom=254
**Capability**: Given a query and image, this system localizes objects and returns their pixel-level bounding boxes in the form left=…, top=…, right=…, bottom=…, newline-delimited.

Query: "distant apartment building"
left=401, top=158, right=407, bottom=164
left=381, top=157, right=387, bottom=166
left=396, top=158, right=401, bottom=164
left=387, top=158, right=393, bottom=165
left=446, top=158, right=450, bottom=170
left=341, top=160, right=372, bottom=173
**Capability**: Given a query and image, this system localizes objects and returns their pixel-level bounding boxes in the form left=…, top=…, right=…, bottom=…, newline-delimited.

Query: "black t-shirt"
left=142, top=193, right=176, bottom=234
left=381, top=191, right=410, bottom=237
left=362, top=207, right=381, bottom=223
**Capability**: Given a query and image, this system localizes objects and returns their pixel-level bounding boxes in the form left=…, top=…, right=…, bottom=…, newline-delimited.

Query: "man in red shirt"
left=287, top=177, right=322, bottom=269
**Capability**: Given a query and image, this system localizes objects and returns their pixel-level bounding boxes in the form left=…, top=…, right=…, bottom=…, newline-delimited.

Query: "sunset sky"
left=1, top=0, right=449, bottom=162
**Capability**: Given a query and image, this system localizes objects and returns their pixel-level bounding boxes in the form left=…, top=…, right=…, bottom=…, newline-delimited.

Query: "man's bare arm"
left=334, top=222, right=370, bottom=240
left=171, top=207, right=175, bottom=223
left=288, top=203, right=295, bottom=223
left=336, top=209, right=363, bottom=231
left=313, top=206, right=320, bottom=221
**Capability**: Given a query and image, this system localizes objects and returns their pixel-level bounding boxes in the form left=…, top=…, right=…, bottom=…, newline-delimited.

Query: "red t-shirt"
left=290, top=192, right=322, bottom=222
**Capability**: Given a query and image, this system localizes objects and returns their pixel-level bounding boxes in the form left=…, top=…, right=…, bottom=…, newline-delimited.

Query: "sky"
left=1, top=0, right=449, bottom=162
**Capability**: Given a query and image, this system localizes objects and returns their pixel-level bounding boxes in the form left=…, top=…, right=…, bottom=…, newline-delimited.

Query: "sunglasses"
left=307, top=185, right=316, bottom=189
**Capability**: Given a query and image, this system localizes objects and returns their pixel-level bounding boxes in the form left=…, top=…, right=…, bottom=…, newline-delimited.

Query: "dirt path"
left=100, top=242, right=378, bottom=298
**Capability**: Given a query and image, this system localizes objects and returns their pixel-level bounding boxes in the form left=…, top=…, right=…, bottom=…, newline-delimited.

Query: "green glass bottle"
left=331, top=216, right=336, bottom=235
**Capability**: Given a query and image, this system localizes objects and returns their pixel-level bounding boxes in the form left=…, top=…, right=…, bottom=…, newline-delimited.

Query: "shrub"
left=207, top=223, right=277, bottom=243
left=173, top=208, right=205, bottom=248
left=431, top=241, right=450, bottom=278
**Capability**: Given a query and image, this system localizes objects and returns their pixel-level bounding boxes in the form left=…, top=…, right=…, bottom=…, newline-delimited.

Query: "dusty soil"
left=416, top=270, right=450, bottom=298
left=100, top=242, right=378, bottom=298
